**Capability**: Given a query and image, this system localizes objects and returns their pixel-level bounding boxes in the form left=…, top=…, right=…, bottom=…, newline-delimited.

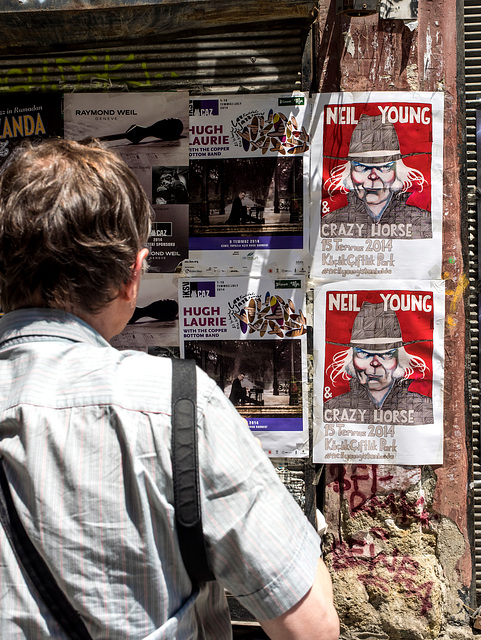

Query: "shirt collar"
left=0, top=308, right=110, bottom=349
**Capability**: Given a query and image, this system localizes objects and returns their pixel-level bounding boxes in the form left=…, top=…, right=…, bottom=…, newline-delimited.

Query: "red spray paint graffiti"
left=331, top=538, right=434, bottom=616
left=327, top=464, right=430, bottom=525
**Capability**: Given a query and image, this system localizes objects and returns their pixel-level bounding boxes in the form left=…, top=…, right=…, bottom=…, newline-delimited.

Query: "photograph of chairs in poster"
left=179, top=276, right=309, bottom=457
left=188, top=156, right=303, bottom=251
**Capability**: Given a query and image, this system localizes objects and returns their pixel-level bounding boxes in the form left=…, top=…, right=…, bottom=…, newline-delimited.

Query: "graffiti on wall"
left=327, top=464, right=430, bottom=524
left=326, top=464, right=436, bottom=617
left=331, top=535, right=434, bottom=616
left=0, top=53, right=180, bottom=93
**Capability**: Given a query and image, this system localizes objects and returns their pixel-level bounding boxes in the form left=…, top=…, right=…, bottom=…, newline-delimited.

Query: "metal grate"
left=275, top=464, right=306, bottom=509
left=464, top=0, right=481, bottom=599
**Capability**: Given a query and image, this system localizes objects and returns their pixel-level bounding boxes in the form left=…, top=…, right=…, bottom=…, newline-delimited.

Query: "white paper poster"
left=179, top=275, right=309, bottom=457
left=310, top=92, right=443, bottom=280
left=313, top=280, right=444, bottom=465
left=187, top=94, right=311, bottom=276
left=64, top=92, right=190, bottom=272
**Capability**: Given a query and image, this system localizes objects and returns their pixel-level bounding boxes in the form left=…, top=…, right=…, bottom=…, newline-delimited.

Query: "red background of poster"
left=321, top=102, right=432, bottom=216
left=323, top=289, right=434, bottom=400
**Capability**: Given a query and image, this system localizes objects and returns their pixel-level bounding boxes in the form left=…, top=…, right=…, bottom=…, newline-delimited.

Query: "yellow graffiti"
left=0, top=67, right=34, bottom=93
left=443, top=272, right=469, bottom=327
left=0, top=52, right=172, bottom=92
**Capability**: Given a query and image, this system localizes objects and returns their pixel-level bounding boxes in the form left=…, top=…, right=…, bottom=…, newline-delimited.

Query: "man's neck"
left=32, top=295, right=129, bottom=342
left=76, top=296, right=129, bottom=342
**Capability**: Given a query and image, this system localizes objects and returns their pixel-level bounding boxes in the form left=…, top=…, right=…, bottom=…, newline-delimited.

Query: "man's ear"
left=120, top=248, right=149, bottom=303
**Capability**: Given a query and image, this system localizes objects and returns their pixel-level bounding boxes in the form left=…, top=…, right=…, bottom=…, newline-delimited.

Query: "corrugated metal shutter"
left=465, top=0, right=481, bottom=601
left=0, top=28, right=311, bottom=94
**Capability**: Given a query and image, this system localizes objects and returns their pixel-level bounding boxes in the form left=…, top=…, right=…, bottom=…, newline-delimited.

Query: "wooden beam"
left=0, top=0, right=316, bottom=54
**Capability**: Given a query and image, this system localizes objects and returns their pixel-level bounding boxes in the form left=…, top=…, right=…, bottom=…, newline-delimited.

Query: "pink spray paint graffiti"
left=326, top=464, right=435, bottom=616
left=331, top=537, right=434, bottom=616
left=327, top=464, right=429, bottom=525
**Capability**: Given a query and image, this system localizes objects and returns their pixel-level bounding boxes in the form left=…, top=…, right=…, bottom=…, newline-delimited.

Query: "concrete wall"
left=315, top=2, right=474, bottom=638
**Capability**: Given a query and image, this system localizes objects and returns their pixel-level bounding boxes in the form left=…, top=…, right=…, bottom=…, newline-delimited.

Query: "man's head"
left=238, top=373, right=245, bottom=381
left=346, top=115, right=402, bottom=219
left=238, top=191, right=246, bottom=200
left=159, top=173, right=174, bottom=189
left=346, top=303, right=404, bottom=400
left=350, top=160, right=397, bottom=213
left=0, top=138, right=152, bottom=316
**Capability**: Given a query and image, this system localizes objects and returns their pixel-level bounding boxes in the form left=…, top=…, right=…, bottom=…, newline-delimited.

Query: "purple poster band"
left=189, top=236, right=303, bottom=251
left=248, top=417, right=303, bottom=432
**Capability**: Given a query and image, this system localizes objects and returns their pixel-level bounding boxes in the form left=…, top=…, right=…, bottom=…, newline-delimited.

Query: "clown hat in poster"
left=321, top=114, right=431, bottom=239
left=324, top=302, right=433, bottom=425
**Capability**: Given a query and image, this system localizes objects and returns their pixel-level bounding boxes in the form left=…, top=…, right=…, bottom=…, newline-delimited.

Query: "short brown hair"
left=0, top=138, right=152, bottom=314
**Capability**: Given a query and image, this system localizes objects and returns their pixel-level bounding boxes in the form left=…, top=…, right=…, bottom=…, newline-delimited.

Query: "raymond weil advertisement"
left=110, top=273, right=180, bottom=353
left=64, top=92, right=190, bottom=272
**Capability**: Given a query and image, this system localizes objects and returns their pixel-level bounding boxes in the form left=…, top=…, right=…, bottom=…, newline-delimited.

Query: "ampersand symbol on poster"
left=324, top=386, right=332, bottom=399
left=322, top=201, right=330, bottom=214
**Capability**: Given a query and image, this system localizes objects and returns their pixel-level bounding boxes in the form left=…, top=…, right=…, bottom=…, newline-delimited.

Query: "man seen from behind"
left=0, top=138, right=339, bottom=640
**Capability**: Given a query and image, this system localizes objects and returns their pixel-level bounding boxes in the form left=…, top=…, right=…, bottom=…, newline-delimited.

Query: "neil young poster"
left=310, top=92, right=443, bottom=280
left=313, top=280, right=444, bottom=464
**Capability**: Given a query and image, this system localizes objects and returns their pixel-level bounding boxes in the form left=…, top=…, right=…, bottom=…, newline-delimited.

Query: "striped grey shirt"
left=0, top=309, right=320, bottom=639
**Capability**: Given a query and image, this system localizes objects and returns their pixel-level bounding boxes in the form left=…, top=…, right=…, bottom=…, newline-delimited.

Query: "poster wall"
left=313, top=280, right=444, bottom=465
left=178, top=275, right=309, bottom=457
left=64, top=92, right=190, bottom=272
left=310, top=92, right=444, bottom=280
left=7, top=89, right=445, bottom=465
left=186, top=94, right=311, bottom=276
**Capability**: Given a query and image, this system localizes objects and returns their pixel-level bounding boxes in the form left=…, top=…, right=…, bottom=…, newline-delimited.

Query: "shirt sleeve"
left=195, top=368, right=321, bottom=621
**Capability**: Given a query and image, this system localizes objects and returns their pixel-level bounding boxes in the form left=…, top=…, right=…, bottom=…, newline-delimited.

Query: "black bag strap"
left=171, top=358, right=215, bottom=584
left=0, top=454, right=93, bottom=640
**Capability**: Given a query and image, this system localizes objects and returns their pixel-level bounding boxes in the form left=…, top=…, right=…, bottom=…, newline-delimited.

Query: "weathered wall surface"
left=325, top=464, right=470, bottom=639
left=316, top=2, right=473, bottom=638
